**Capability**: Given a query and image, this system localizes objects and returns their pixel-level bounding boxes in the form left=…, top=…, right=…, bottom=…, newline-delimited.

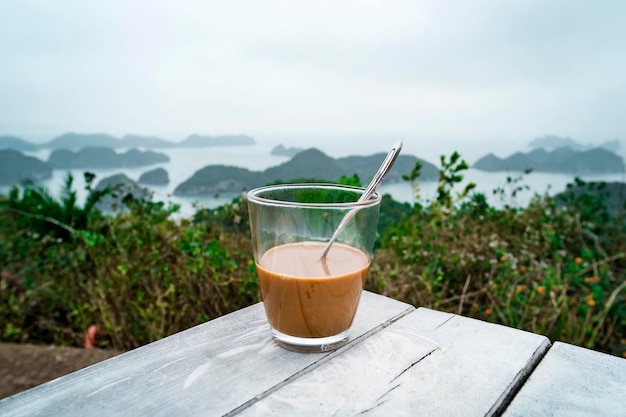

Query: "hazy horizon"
left=6, top=140, right=624, bottom=219
left=2, top=1, right=625, bottom=150
left=5, top=130, right=626, bottom=170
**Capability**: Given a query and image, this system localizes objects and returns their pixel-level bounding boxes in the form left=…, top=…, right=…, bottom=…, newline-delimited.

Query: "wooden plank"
left=239, top=307, right=550, bottom=417
left=503, top=341, right=626, bottom=417
left=0, top=291, right=413, bottom=417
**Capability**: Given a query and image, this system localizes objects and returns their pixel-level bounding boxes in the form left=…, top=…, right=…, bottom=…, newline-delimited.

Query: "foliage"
left=336, top=174, right=362, bottom=187
left=402, top=160, right=422, bottom=206
left=0, top=176, right=258, bottom=350
left=1, top=156, right=624, bottom=359
left=370, top=155, right=626, bottom=357
left=0, top=173, right=108, bottom=240
left=492, top=169, right=533, bottom=209
left=434, top=151, right=476, bottom=209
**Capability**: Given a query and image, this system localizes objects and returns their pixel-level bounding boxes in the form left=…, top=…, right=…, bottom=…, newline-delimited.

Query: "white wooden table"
left=0, top=290, right=601, bottom=417
left=504, top=342, right=626, bottom=417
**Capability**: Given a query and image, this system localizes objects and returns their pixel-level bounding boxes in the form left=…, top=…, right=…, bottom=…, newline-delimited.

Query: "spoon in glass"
left=320, top=141, right=403, bottom=259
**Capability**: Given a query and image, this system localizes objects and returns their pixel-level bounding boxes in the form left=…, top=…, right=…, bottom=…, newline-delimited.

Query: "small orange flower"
left=516, top=285, right=528, bottom=294
left=485, top=308, right=493, bottom=316
left=535, top=275, right=543, bottom=282
left=584, top=277, right=601, bottom=284
left=500, top=255, right=509, bottom=262
left=575, top=257, right=583, bottom=264
left=247, top=259, right=253, bottom=266
left=519, top=266, right=527, bottom=273
left=586, top=295, right=596, bottom=307
left=537, top=286, right=546, bottom=294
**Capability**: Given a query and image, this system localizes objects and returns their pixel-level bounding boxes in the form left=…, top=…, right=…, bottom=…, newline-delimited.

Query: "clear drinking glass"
left=247, top=183, right=381, bottom=352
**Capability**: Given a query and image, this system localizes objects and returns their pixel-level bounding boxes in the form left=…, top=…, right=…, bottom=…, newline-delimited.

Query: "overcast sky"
left=1, top=0, right=625, bottom=147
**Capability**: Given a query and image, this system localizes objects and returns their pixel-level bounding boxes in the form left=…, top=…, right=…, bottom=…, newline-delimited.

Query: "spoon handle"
left=359, top=141, right=403, bottom=202
left=320, top=141, right=403, bottom=259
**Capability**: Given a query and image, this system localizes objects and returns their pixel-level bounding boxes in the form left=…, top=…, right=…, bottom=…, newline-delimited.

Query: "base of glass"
left=271, top=328, right=350, bottom=353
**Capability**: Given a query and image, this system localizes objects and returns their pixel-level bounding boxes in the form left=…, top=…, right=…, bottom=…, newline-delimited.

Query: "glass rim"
left=246, top=183, right=381, bottom=208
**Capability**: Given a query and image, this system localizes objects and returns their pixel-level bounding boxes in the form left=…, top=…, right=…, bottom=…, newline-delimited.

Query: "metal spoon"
left=320, top=141, right=403, bottom=259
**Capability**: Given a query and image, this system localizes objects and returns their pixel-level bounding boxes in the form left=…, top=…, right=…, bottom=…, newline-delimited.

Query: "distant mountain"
left=527, top=147, right=576, bottom=164
left=48, top=147, right=169, bottom=169
left=122, top=134, right=175, bottom=148
left=595, top=139, right=621, bottom=153
left=529, top=135, right=621, bottom=153
left=173, top=147, right=437, bottom=196
left=12, top=132, right=258, bottom=150
left=173, top=165, right=257, bottom=196
left=0, top=135, right=39, bottom=151
left=94, top=173, right=152, bottom=211
left=529, top=135, right=583, bottom=151
left=271, top=144, right=304, bottom=157
left=336, top=153, right=436, bottom=184
left=44, top=133, right=121, bottom=149
left=261, top=148, right=345, bottom=184
left=474, top=147, right=624, bottom=174
left=0, top=150, right=52, bottom=185
left=138, top=167, right=169, bottom=185
left=178, top=134, right=255, bottom=148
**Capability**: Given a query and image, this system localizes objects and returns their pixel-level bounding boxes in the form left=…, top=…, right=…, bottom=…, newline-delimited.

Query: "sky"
left=1, top=0, right=625, bottom=150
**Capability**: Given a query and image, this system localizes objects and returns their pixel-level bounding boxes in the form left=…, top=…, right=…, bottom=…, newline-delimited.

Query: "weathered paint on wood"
left=240, top=308, right=550, bottom=417
left=0, top=291, right=413, bottom=417
left=503, top=342, right=626, bottom=417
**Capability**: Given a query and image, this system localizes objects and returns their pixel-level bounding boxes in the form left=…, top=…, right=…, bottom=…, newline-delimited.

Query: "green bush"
left=0, top=176, right=258, bottom=350
left=368, top=156, right=626, bottom=357
left=1, top=158, right=624, bottom=359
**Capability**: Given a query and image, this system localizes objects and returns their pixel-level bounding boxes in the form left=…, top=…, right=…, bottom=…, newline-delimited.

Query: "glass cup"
left=247, top=183, right=381, bottom=352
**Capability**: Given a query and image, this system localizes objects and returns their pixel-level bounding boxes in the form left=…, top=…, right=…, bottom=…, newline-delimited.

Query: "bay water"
left=4, top=138, right=625, bottom=218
